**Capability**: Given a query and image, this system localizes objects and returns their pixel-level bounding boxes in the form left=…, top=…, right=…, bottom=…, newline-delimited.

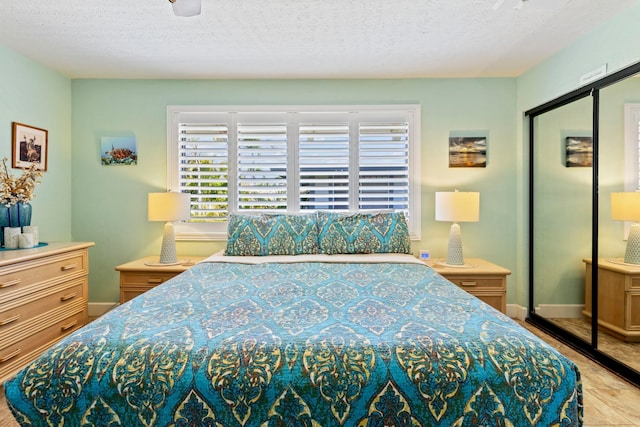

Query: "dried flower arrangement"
left=0, top=158, right=42, bottom=207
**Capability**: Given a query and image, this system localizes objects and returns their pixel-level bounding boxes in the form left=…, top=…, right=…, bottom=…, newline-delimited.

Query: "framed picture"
left=101, top=136, right=138, bottom=165
left=565, top=136, right=592, bottom=167
left=12, top=122, right=48, bottom=171
left=449, top=136, right=487, bottom=167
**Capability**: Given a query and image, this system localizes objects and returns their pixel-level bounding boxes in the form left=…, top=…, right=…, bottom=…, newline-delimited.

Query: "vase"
left=0, top=202, right=32, bottom=247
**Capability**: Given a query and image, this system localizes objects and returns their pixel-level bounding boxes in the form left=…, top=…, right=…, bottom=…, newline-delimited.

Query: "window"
left=167, top=105, right=421, bottom=240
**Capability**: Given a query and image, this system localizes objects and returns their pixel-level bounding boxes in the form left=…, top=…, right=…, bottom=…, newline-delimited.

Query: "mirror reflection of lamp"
left=147, top=192, right=191, bottom=266
left=611, top=192, right=640, bottom=264
left=435, top=190, right=480, bottom=266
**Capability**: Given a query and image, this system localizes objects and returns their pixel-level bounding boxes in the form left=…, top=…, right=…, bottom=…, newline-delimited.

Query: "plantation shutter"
left=358, top=122, right=410, bottom=213
left=169, top=105, right=421, bottom=240
left=299, top=122, right=351, bottom=210
left=236, top=121, right=288, bottom=211
left=177, top=122, right=229, bottom=221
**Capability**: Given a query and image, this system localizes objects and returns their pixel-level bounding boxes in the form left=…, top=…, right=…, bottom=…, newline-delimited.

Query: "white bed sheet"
left=202, top=250, right=425, bottom=265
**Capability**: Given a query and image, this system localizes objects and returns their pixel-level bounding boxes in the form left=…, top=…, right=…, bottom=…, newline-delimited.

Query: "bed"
left=4, top=212, right=583, bottom=426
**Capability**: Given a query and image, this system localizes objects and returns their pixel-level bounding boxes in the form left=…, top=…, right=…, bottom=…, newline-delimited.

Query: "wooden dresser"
left=0, top=242, right=94, bottom=383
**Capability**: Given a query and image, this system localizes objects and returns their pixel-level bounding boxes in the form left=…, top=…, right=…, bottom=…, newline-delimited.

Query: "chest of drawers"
left=0, top=242, right=94, bottom=382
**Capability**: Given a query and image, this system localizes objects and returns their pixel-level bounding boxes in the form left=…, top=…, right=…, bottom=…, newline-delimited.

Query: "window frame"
left=167, top=104, right=421, bottom=241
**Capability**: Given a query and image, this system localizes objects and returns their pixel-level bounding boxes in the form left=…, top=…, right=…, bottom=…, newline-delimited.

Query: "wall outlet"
left=419, top=250, right=431, bottom=260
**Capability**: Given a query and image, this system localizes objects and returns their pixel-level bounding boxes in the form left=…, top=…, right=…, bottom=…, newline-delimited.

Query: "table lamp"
left=435, top=190, right=480, bottom=266
left=611, top=192, right=640, bottom=264
left=147, top=192, right=191, bottom=266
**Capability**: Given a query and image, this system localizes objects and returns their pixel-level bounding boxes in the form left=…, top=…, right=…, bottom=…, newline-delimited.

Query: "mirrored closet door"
left=527, top=61, right=640, bottom=386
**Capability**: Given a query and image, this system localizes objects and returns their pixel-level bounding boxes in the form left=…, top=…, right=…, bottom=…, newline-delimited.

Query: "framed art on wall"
left=12, top=122, right=48, bottom=171
left=101, top=136, right=138, bottom=165
left=448, top=136, right=487, bottom=167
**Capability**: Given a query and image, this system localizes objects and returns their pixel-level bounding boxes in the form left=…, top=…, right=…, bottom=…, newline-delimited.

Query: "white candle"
left=19, top=233, right=34, bottom=249
left=23, top=226, right=39, bottom=246
left=4, top=227, right=21, bottom=249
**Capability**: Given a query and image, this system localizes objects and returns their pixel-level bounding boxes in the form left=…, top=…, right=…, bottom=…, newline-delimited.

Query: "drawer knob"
left=0, top=348, right=21, bottom=364
left=147, top=278, right=163, bottom=284
left=0, top=313, right=20, bottom=326
left=61, top=320, right=78, bottom=332
left=60, top=292, right=78, bottom=302
left=460, top=281, right=478, bottom=287
left=0, top=278, right=21, bottom=289
left=61, top=263, right=78, bottom=271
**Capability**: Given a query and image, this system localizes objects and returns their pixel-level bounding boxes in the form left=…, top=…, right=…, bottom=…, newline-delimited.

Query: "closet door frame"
left=526, top=61, right=640, bottom=387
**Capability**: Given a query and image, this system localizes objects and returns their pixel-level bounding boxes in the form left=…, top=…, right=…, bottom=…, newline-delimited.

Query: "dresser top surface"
left=424, top=257, right=511, bottom=275
left=0, top=242, right=94, bottom=266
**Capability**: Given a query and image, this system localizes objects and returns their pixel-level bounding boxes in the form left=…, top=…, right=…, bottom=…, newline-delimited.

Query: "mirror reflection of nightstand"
left=583, top=258, right=640, bottom=342
left=424, top=258, right=511, bottom=313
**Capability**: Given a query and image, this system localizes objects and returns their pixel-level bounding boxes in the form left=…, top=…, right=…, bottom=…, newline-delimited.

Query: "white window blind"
left=299, top=122, right=350, bottom=211
left=624, top=104, right=640, bottom=192
left=177, top=122, right=229, bottom=221
left=358, top=122, right=410, bottom=211
left=637, top=119, right=640, bottom=190
left=237, top=122, right=288, bottom=211
left=168, top=105, right=421, bottom=240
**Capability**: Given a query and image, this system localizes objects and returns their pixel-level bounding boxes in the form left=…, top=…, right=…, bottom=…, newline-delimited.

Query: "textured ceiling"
left=0, top=0, right=635, bottom=79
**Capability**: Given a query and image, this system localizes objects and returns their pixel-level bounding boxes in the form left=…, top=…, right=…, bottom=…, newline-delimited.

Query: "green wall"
left=71, top=78, right=518, bottom=302
left=3, top=0, right=640, bottom=307
left=0, top=45, right=72, bottom=242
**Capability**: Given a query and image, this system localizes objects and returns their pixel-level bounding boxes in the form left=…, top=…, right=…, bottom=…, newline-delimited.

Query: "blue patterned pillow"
left=316, top=211, right=411, bottom=254
left=225, top=213, right=319, bottom=256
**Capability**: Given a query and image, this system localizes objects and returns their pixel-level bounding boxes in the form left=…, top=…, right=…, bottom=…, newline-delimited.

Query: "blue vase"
left=0, top=202, right=32, bottom=247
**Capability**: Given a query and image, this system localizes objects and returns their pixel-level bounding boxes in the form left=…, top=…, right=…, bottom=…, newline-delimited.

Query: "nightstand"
left=116, top=256, right=206, bottom=304
left=424, top=258, right=511, bottom=313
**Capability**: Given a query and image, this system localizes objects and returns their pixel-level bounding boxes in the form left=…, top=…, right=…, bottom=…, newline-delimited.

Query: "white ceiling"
left=0, top=0, right=635, bottom=79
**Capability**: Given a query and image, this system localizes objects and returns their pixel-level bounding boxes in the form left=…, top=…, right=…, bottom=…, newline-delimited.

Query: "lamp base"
left=447, top=222, right=465, bottom=266
left=157, top=221, right=178, bottom=265
left=624, top=223, right=640, bottom=264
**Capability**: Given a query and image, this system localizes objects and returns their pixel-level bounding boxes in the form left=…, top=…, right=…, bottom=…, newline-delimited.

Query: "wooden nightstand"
left=583, top=258, right=640, bottom=342
left=424, top=258, right=511, bottom=313
left=116, top=256, right=206, bottom=304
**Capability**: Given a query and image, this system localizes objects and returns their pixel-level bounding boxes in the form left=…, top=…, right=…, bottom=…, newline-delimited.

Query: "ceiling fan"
left=168, top=0, right=201, bottom=17
left=493, top=0, right=529, bottom=10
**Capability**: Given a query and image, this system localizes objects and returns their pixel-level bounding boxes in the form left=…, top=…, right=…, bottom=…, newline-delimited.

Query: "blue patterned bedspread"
left=4, top=259, right=583, bottom=426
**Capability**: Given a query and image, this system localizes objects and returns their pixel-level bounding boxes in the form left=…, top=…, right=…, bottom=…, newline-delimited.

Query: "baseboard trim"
left=88, top=302, right=119, bottom=317
left=506, top=304, right=527, bottom=320
left=534, top=304, right=584, bottom=319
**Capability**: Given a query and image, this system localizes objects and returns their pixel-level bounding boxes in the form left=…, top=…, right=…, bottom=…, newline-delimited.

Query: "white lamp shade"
left=611, top=192, right=640, bottom=221
left=148, top=192, right=191, bottom=222
left=435, top=191, right=480, bottom=223
left=170, top=0, right=201, bottom=17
